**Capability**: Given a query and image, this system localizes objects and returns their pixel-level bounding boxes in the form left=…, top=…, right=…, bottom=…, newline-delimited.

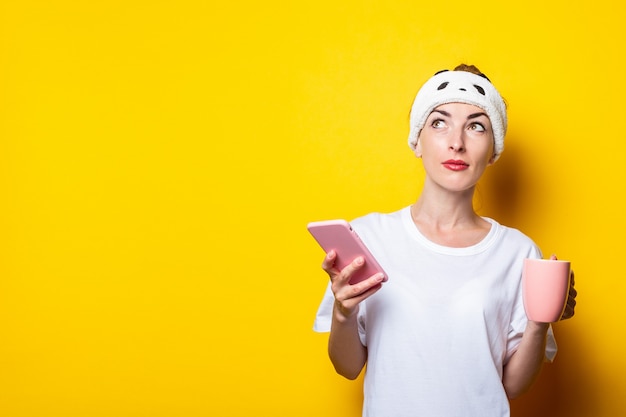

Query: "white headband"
left=408, top=70, right=508, bottom=162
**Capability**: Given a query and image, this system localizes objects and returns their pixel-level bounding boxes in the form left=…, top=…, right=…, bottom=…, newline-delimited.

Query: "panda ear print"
left=433, top=69, right=449, bottom=76
left=473, top=84, right=486, bottom=95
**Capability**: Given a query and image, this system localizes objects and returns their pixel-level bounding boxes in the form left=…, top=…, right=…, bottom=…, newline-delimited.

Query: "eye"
left=431, top=119, right=446, bottom=129
left=468, top=122, right=485, bottom=132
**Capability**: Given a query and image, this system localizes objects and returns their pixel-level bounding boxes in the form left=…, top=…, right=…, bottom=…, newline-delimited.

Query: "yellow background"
left=0, top=0, right=623, bottom=416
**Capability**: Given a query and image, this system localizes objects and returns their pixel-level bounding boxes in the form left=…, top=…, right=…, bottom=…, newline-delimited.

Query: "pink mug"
left=522, top=258, right=571, bottom=323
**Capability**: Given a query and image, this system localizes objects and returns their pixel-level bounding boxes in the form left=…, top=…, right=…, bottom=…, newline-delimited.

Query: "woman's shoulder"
left=486, top=218, right=541, bottom=252
left=348, top=207, right=412, bottom=245
left=351, top=206, right=409, bottom=229
left=491, top=219, right=532, bottom=239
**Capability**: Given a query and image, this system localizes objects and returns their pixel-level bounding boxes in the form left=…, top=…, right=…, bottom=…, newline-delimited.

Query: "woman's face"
left=415, top=102, right=495, bottom=193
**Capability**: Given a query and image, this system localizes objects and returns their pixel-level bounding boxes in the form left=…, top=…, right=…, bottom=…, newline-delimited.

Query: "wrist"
left=526, top=320, right=550, bottom=334
left=333, top=303, right=359, bottom=324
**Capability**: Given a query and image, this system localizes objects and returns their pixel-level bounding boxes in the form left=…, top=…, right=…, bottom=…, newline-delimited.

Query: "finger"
left=346, top=272, right=385, bottom=295
left=336, top=275, right=384, bottom=307
left=550, top=254, right=557, bottom=260
left=561, top=309, right=574, bottom=320
left=339, top=256, right=366, bottom=282
left=560, top=293, right=577, bottom=320
left=328, top=255, right=367, bottom=289
left=567, top=294, right=577, bottom=307
left=569, top=285, right=577, bottom=298
left=561, top=300, right=575, bottom=318
left=321, top=250, right=339, bottom=275
left=333, top=259, right=384, bottom=299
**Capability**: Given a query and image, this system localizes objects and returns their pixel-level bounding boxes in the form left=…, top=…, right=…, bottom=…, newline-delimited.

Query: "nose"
left=449, top=128, right=465, bottom=152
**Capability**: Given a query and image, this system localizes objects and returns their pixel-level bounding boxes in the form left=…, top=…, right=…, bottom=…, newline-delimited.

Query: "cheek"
left=476, top=132, right=495, bottom=161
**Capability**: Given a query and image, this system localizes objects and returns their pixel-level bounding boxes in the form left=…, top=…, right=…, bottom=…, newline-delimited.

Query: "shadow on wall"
left=480, top=138, right=597, bottom=417
left=510, top=324, right=597, bottom=417
left=474, top=140, right=525, bottom=228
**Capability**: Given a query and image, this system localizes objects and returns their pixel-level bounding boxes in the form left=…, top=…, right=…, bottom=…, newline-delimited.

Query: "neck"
left=412, top=184, right=479, bottom=228
left=410, top=183, right=492, bottom=248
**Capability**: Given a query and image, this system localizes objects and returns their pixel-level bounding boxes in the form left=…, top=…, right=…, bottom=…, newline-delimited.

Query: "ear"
left=414, top=139, right=422, bottom=158
left=487, top=153, right=496, bottom=165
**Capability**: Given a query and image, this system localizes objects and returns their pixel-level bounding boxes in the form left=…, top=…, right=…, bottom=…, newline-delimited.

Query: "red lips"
left=442, top=160, right=469, bottom=171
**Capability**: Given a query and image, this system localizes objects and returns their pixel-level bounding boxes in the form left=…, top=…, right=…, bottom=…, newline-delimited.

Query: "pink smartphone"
left=307, top=219, right=388, bottom=284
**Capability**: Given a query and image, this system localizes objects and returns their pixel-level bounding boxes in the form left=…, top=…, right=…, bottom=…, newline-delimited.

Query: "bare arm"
left=328, top=303, right=368, bottom=379
left=502, top=321, right=549, bottom=399
left=504, top=265, right=577, bottom=398
left=322, top=251, right=385, bottom=379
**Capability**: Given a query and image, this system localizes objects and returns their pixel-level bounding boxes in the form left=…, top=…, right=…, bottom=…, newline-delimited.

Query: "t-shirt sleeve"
left=357, top=302, right=367, bottom=346
left=313, top=282, right=368, bottom=348
left=313, top=282, right=334, bottom=332
left=506, top=318, right=558, bottom=363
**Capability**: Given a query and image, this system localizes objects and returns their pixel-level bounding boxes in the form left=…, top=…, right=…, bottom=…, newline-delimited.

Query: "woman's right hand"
left=322, top=250, right=385, bottom=323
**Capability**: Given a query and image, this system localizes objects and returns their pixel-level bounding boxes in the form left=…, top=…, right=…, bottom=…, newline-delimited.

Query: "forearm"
left=328, top=304, right=367, bottom=380
left=502, top=321, right=550, bottom=399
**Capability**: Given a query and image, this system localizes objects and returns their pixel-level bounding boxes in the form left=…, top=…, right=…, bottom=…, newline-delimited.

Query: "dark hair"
left=444, top=64, right=506, bottom=108
left=453, top=63, right=491, bottom=82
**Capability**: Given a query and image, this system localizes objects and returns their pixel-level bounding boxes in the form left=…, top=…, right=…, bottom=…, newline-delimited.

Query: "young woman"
left=313, top=64, right=577, bottom=417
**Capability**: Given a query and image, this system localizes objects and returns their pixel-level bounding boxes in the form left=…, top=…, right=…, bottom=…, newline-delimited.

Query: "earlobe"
left=414, top=140, right=422, bottom=158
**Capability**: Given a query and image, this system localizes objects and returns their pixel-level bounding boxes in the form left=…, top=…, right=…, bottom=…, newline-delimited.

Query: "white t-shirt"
left=314, top=207, right=557, bottom=417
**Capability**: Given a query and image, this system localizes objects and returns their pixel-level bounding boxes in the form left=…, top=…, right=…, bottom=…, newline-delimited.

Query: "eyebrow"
left=468, top=112, right=488, bottom=120
left=431, top=109, right=488, bottom=120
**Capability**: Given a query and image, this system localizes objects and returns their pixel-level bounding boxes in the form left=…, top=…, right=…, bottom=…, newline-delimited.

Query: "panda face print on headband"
left=408, top=69, right=508, bottom=162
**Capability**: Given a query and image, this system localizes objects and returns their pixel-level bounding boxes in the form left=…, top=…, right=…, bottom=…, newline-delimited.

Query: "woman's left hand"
left=560, top=269, right=577, bottom=320
left=550, top=254, right=577, bottom=320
